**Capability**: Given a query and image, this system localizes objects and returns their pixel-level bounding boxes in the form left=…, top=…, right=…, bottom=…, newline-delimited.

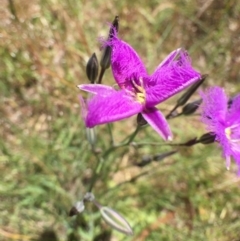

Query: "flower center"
left=225, top=127, right=231, bottom=140
left=225, top=124, right=240, bottom=149
left=132, top=77, right=146, bottom=104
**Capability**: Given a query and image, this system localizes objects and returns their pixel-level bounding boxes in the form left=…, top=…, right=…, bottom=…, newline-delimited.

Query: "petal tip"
left=77, top=85, right=83, bottom=90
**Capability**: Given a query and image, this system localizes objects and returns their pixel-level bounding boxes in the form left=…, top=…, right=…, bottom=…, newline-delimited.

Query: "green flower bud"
left=100, top=206, right=133, bottom=236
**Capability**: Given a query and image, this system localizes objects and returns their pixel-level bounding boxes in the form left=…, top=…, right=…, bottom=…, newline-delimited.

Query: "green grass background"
left=1, top=0, right=240, bottom=240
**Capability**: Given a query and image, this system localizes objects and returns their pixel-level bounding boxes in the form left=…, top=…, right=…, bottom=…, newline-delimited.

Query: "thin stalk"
left=107, top=124, right=114, bottom=146
left=8, top=0, right=19, bottom=21
left=88, top=154, right=104, bottom=192
left=89, top=126, right=141, bottom=191
left=97, top=68, right=105, bottom=84
left=102, top=126, right=140, bottom=159
left=125, top=126, right=140, bottom=145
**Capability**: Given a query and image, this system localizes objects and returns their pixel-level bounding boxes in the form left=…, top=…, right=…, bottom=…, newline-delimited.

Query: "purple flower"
left=78, top=33, right=201, bottom=141
left=200, top=87, right=240, bottom=174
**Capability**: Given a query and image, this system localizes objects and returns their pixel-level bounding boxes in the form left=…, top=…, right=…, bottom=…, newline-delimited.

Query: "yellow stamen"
left=136, top=92, right=145, bottom=104
left=225, top=127, right=231, bottom=140
left=132, top=77, right=146, bottom=104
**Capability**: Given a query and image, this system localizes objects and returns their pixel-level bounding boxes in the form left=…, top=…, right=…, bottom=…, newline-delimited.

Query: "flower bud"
left=182, top=99, right=202, bottom=115
left=86, top=53, right=99, bottom=83
left=177, top=74, right=207, bottom=106
left=100, top=46, right=112, bottom=70
left=98, top=47, right=112, bottom=84
left=198, top=132, right=216, bottom=144
left=69, top=201, right=85, bottom=216
left=109, top=16, right=119, bottom=39
left=98, top=16, right=119, bottom=84
left=83, top=192, right=95, bottom=202
left=100, top=206, right=133, bottom=236
left=86, top=127, right=97, bottom=149
left=137, top=113, right=148, bottom=126
left=136, top=155, right=152, bottom=167
left=166, top=75, right=207, bottom=119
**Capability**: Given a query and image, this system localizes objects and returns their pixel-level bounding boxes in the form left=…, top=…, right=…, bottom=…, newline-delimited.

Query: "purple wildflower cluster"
left=201, top=87, right=240, bottom=174
left=78, top=29, right=201, bottom=141
left=78, top=20, right=240, bottom=175
left=69, top=17, right=240, bottom=238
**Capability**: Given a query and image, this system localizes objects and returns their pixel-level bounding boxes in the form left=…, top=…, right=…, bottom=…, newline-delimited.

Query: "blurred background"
left=1, top=0, right=240, bottom=240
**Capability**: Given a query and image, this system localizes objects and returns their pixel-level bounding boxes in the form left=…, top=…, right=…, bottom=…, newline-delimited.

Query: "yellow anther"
left=136, top=93, right=145, bottom=104
left=225, top=127, right=231, bottom=140
left=132, top=77, right=146, bottom=104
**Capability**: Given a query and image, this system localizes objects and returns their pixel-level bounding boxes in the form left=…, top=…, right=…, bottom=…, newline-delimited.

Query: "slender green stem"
left=97, top=68, right=105, bottom=84
left=107, top=124, right=114, bottom=146
left=8, top=0, right=19, bottom=21
left=89, top=126, right=141, bottom=191
left=125, top=126, right=140, bottom=144
left=88, top=153, right=104, bottom=192
left=102, top=126, right=140, bottom=159
left=132, top=141, right=177, bottom=147
left=120, top=126, right=140, bottom=144
left=89, top=124, right=208, bottom=192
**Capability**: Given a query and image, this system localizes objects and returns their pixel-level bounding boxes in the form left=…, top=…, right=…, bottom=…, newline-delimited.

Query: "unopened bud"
left=109, top=16, right=119, bottom=39
left=100, top=46, right=112, bottom=70
left=86, top=127, right=97, bottom=149
left=83, top=192, right=95, bottom=202
left=198, top=132, right=215, bottom=144
left=166, top=75, right=207, bottom=119
left=69, top=201, right=85, bottom=216
left=177, top=74, right=207, bottom=106
left=136, top=155, right=152, bottom=167
left=98, top=16, right=119, bottom=84
left=98, top=47, right=112, bottom=84
left=86, top=53, right=99, bottom=83
left=182, top=99, right=202, bottom=115
left=137, top=113, right=148, bottom=126
left=100, top=206, right=133, bottom=236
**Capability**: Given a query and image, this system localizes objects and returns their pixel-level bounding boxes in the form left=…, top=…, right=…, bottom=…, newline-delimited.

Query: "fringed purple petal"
left=105, top=34, right=147, bottom=88
left=200, top=87, right=231, bottom=156
left=229, top=94, right=240, bottom=113
left=83, top=88, right=143, bottom=127
left=79, top=94, right=87, bottom=121
left=227, top=94, right=240, bottom=143
left=219, top=136, right=233, bottom=168
left=199, top=86, right=240, bottom=173
left=200, top=87, right=228, bottom=128
left=200, top=87, right=240, bottom=175
left=153, top=48, right=182, bottom=70
left=142, top=107, right=172, bottom=141
left=145, top=49, right=201, bottom=107
left=226, top=111, right=240, bottom=140
left=78, top=84, right=115, bottom=96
